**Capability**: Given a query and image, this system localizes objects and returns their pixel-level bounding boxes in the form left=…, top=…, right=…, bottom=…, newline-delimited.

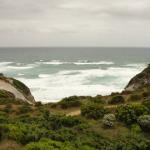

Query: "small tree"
left=142, top=98, right=150, bottom=110
left=81, top=103, right=106, bottom=119
left=108, top=95, right=125, bottom=105
left=116, top=104, right=149, bottom=125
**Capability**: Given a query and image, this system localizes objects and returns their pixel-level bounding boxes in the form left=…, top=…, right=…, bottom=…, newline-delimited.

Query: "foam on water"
left=16, top=65, right=144, bottom=102
left=0, top=60, right=147, bottom=102
left=35, top=60, right=114, bottom=65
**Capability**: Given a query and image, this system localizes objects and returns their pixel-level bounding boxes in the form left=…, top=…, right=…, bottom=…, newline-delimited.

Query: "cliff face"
left=125, top=64, right=150, bottom=91
left=0, top=74, right=35, bottom=104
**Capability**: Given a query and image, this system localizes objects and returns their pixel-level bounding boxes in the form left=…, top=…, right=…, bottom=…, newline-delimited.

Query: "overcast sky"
left=0, top=0, right=150, bottom=47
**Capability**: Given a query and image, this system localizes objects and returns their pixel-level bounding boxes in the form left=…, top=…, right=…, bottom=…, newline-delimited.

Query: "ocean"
left=0, top=47, right=150, bottom=102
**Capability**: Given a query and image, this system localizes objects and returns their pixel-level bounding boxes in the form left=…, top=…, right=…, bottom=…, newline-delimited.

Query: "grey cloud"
left=0, top=0, right=150, bottom=46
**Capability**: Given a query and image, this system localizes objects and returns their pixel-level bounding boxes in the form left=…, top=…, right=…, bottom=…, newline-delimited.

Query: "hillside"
left=0, top=74, right=35, bottom=104
left=0, top=65, right=150, bottom=150
left=125, top=64, right=150, bottom=91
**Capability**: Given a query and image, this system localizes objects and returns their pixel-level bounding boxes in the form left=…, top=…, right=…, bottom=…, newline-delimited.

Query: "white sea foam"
left=35, top=60, right=114, bottom=65
left=18, top=73, right=25, bottom=76
left=16, top=66, right=144, bottom=103
left=124, top=63, right=146, bottom=68
left=0, top=62, right=13, bottom=72
left=74, top=61, right=114, bottom=65
left=0, top=62, right=37, bottom=72
left=7, top=66, right=34, bottom=70
left=0, top=62, right=13, bottom=66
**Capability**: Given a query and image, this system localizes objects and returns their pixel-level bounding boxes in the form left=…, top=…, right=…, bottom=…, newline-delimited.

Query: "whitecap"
left=16, top=65, right=145, bottom=103
left=74, top=61, right=114, bottom=65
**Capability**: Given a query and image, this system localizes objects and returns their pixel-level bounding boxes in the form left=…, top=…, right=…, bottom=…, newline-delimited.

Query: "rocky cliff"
left=125, top=64, right=150, bottom=91
left=0, top=74, right=35, bottom=104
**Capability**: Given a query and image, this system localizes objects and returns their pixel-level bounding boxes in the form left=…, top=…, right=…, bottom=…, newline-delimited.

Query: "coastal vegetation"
left=0, top=65, right=150, bottom=149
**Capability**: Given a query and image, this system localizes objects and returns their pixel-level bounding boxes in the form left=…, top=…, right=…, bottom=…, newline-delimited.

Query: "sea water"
left=0, top=47, right=149, bottom=102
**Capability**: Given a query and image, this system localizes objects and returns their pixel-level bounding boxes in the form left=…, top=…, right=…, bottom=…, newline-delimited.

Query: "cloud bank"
left=0, top=0, right=150, bottom=46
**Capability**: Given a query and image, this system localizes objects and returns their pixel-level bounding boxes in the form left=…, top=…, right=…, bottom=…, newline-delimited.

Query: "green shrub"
left=59, top=96, right=80, bottom=109
left=116, top=104, right=149, bottom=125
left=142, top=91, right=150, bottom=98
left=142, top=98, right=150, bottom=110
left=128, top=94, right=142, bottom=102
left=35, top=101, right=42, bottom=107
left=0, top=98, right=22, bottom=105
left=102, top=114, right=116, bottom=128
left=23, top=138, right=74, bottom=150
left=111, top=92, right=120, bottom=96
left=115, top=134, right=150, bottom=150
left=89, top=95, right=104, bottom=104
left=12, top=79, right=30, bottom=95
left=3, top=123, right=51, bottom=144
left=137, top=115, right=150, bottom=132
left=81, top=103, right=106, bottom=119
left=49, top=115, right=82, bottom=130
left=0, top=90, right=15, bottom=99
left=131, top=124, right=142, bottom=134
left=50, top=128, right=76, bottom=142
left=18, top=104, right=32, bottom=114
left=3, top=104, right=13, bottom=113
left=108, top=95, right=125, bottom=105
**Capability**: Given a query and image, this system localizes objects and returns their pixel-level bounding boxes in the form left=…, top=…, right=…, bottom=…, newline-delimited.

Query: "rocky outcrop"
left=0, top=75, right=35, bottom=104
left=125, top=64, right=150, bottom=91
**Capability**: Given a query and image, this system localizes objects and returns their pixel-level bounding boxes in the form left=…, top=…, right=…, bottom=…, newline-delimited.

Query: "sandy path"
left=0, top=79, right=26, bottom=101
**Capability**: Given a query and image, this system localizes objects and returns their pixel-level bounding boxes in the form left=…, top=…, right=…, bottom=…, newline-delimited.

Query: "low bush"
left=102, top=114, right=116, bottom=128
left=142, top=91, right=150, bottom=98
left=12, top=79, right=30, bottom=95
left=108, top=95, right=125, bottom=104
left=59, top=96, right=80, bottom=109
left=3, top=104, right=13, bottom=113
left=90, top=95, right=104, bottom=104
left=0, top=98, right=22, bottom=105
left=23, top=138, right=74, bottom=150
left=142, top=98, right=150, bottom=110
left=18, top=104, right=32, bottom=114
left=81, top=103, right=107, bottom=119
left=116, top=104, right=149, bottom=125
left=0, top=90, right=15, bottom=99
left=131, top=124, right=142, bottom=134
left=49, top=115, right=82, bottom=130
left=128, top=94, right=142, bottom=102
left=137, top=115, right=150, bottom=132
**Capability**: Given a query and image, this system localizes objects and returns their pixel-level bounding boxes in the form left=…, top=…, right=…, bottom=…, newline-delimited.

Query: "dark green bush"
left=0, top=98, right=22, bottom=105
left=128, top=94, right=142, bottom=102
left=49, top=115, right=82, bottom=130
left=115, top=134, right=150, bottom=150
left=89, top=95, right=104, bottom=104
left=116, top=104, right=149, bottom=125
left=3, top=104, right=13, bottom=113
left=142, top=91, right=150, bottom=98
left=59, top=96, right=80, bottom=109
left=0, top=90, right=15, bottom=99
left=142, top=98, right=150, bottom=110
left=108, top=95, right=125, bottom=104
left=137, top=115, right=150, bottom=132
left=23, top=138, right=74, bottom=150
left=130, top=124, right=142, bottom=134
left=35, top=101, right=42, bottom=107
left=81, top=103, right=106, bottom=119
left=12, top=79, right=30, bottom=95
left=18, top=104, right=32, bottom=114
